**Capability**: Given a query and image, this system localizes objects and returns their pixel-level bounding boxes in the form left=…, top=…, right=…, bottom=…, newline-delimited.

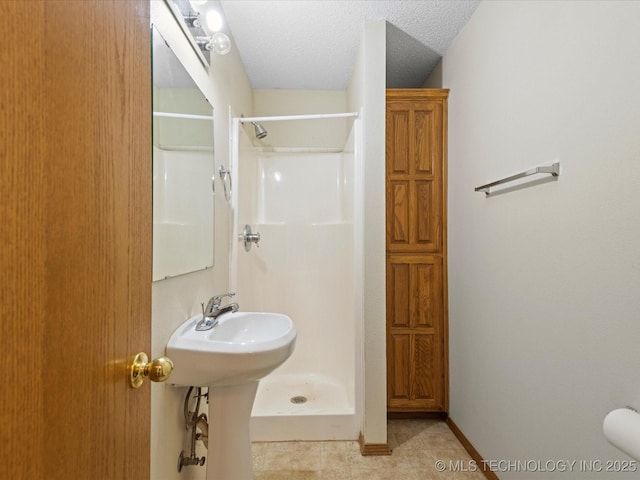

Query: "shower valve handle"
left=241, top=224, right=261, bottom=252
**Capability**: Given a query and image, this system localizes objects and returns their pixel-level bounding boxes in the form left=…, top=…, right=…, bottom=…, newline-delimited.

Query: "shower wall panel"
left=235, top=148, right=357, bottom=439
left=238, top=151, right=355, bottom=385
left=257, top=152, right=349, bottom=225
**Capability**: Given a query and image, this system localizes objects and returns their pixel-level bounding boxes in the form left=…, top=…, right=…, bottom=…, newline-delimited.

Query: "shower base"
left=250, top=373, right=359, bottom=441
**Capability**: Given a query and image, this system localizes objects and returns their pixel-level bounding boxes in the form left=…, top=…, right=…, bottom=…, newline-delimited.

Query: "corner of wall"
left=347, top=19, right=388, bottom=448
left=422, top=59, right=443, bottom=88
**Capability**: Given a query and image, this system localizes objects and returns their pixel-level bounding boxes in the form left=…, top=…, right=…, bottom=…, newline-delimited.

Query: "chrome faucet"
left=195, top=292, right=239, bottom=331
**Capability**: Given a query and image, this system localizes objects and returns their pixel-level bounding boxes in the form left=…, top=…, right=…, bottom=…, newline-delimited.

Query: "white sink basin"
left=166, top=311, right=297, bottom=387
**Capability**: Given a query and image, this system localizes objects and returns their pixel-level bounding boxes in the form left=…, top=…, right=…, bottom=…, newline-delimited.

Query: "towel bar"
left=475, top=162, right=560, bottom=194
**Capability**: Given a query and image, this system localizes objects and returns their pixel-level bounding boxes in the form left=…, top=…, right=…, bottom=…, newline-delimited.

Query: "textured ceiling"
left=217, top=0, right=480, bottom=90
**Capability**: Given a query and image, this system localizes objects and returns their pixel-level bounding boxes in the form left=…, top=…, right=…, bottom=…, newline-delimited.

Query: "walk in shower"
left=230, top=114, right=363, bottom=441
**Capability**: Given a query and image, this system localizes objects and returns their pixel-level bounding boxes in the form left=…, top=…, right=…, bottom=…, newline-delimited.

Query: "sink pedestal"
left=166, top=312, right=296, bottom=479
left=206, top=381, right=259, bottom=480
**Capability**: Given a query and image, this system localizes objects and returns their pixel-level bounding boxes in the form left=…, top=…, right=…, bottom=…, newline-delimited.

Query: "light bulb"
left=211, top=32, right=231, bottom=55
left=206, top=10, right=223, bottom=32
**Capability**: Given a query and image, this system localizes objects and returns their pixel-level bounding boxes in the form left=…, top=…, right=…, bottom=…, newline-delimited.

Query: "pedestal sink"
left=166, top=311, right=296, bottom=480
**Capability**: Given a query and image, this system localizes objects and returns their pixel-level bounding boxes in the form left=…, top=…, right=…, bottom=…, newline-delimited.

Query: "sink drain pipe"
left=178, top=386, right=209, bottom=471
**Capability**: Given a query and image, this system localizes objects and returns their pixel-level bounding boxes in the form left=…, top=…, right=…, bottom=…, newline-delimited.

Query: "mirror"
left=152, top=26, right=214, bottom=281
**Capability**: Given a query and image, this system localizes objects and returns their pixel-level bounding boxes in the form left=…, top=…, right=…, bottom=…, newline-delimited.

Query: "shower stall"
left=230, top=114, right=363, bottom=441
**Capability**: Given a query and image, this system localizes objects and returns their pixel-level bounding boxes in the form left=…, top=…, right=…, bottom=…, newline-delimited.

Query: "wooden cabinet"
left=386, top=89, right=448, bottom=413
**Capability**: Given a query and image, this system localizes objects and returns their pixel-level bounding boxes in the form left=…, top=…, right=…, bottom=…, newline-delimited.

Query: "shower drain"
left=290, top=395, right=307, bottom=404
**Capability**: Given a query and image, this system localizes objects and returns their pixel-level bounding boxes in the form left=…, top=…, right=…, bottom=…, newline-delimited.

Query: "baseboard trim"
left=358, top=432, right=391, bottom=456
left=445, top=417, right=500, bottom=480
left=387, top=411, right=448, bottom=420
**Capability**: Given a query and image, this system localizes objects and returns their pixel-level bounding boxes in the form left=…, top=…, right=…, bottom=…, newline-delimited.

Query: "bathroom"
left=150, top=0, right=640, bottom=478
left=3, top=1, right=640, bottom=479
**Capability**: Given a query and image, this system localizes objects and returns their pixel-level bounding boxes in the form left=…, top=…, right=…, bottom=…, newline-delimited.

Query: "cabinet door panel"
left=414, top=106, right=438, bottom=175
left=387, top=255, right=443, bottom=329
left=414, top=179, right=440, bottom=251
left=386, top=108, right=409, bottom=174
left=413, top=260, right=443, bottom=329
left=387, top=261, right=410, bottom=328
left=387, top=255, right=444, bottom=410
left=387, top=334, right=411, bottom=401
left=387, top=179, right=441, bottom=253
left=414, top=335, right=440, bottom=404
left=386, top=95, right=443, bottom=255
left=412, top=105, right=436, bottom=175
left=387, top=333, right=444, bottom=410
left=387, top=180, right=410, bottom=246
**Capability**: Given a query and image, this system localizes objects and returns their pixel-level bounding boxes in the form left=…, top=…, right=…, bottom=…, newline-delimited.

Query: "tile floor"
left=252, top=419, right=487, bottom=480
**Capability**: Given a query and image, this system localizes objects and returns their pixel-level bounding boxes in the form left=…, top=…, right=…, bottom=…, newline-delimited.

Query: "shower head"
left=251, top=121, right=268, bottom=139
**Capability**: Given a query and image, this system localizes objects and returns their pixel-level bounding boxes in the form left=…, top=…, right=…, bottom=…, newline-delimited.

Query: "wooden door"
left=385, top=89, right=449, bottom=413
left=386, top=99, right=444, bottom=253
left=386, top=255, right=445, bottom=410
left=0, top=1, right=151, bottom=479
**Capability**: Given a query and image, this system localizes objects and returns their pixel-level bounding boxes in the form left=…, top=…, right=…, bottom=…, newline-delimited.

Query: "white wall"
left=150, top=2, right=253, bottom=479
left=444, top=1, right=640, bottom=477
left=347, top=20, right=387, bottom=447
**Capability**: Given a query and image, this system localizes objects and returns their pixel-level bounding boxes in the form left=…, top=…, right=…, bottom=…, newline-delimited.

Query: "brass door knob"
left=129, top=352, right=174, bottom=388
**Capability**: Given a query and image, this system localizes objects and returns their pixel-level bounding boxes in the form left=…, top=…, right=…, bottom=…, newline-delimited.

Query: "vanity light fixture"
left=195, top=32, right=231, bottom=55
left=184, top=11, right=201, bottom=28
left=186, top=4, right=231, bottom=56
